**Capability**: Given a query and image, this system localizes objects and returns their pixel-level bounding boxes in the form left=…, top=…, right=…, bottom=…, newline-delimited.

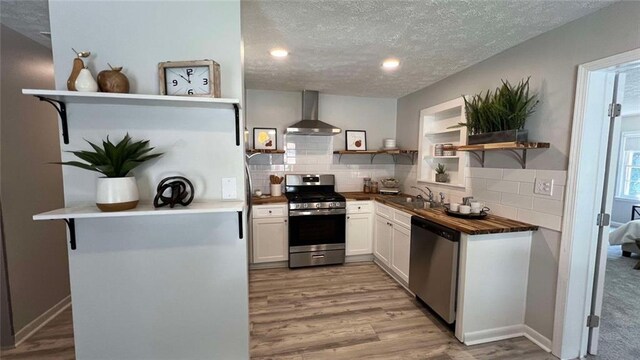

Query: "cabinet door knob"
left=268, top=210, right=272, bottom=214
left=358, top=206, right=361, bottom=210
left=347, top=216, right=350, bottom=219
left=284, top=219, right=287, bottom=223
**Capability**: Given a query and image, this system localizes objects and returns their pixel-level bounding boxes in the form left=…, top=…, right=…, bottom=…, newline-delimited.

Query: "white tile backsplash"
left=249, top=135, right=395, bottom=193
left=472, top=168, right=567, bottom=231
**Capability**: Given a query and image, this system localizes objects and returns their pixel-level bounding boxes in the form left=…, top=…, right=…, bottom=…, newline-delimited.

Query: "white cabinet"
left=346, top=201, right=373, bottom=256
left=374, top=203, right=411, bottom=283
left=374, top=214, right=392, bottom=265
left=251, top=205, right=288, bottom=263
left=391, top=224, right=411, bottom=283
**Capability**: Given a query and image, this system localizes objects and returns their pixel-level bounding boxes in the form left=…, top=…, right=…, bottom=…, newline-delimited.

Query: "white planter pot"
left=96, top=177, right=139, bottom=212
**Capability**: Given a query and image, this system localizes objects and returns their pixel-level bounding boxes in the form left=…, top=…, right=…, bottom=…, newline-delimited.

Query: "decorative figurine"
left=97, top=63, right=130, bottom=93
left=75, top=68, right=99, bottom=92
left=67, top=48, right=90, bottom=91
left=153, top=176, right=195, bottom=208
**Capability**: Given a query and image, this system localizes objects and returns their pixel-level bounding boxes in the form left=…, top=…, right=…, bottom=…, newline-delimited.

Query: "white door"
left=374, top=215, right=392, bottom=265
left=346, top=213, right=372, bottom=256
left=391, top=224, right=411, bottom=283
left=252, top=217, right=288, bottom=263
left=588, top=71, right=627, bottom=355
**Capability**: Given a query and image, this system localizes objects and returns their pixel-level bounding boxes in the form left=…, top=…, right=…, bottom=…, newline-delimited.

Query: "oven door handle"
left=289, top=209, right=346, bottom=216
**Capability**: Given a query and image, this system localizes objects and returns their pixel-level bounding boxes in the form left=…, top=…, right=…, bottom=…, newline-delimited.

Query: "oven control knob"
left=329, top=203, right=334, bottom=207
left=303, top=204, right=308, bottom=208
left=316, top=203, right=321, bottom=208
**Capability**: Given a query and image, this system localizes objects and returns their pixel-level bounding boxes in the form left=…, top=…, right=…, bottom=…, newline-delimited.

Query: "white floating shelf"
left=33, top=201, right=245, bottom=221
left=22, top=89, right=240, bottom=109
left=417, top=180, right=466, bottom=190
left=424, top=128, right=462, bottom=136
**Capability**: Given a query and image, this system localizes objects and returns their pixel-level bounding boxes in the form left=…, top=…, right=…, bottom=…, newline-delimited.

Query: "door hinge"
left=596, top=213, right=610, bottom=227
left=608, top=103, right=621, bottom=117
left=587, top=315, right=600, bottom=328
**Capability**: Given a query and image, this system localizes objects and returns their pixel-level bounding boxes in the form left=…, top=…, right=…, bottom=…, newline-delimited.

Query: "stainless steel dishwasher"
left=409, top=216, right=460, bottom=324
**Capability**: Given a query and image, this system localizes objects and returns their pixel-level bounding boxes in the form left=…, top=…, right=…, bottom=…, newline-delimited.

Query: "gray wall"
left=395, top=1, right=640, bottom=341
left=1, top=25, right=69, bottom=335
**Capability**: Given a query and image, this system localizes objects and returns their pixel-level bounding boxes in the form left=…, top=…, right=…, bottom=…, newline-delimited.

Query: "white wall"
left=395, top=1, right=640, bottom=343
left=612, top=114, right=640, bottom=225
left=47, top=1, right=248, bottom=358
left=246, top=89, right=397, bottom=193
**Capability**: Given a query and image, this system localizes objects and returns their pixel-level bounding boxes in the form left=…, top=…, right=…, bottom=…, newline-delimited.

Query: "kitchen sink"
left=387, top=197, right=442, bottom=210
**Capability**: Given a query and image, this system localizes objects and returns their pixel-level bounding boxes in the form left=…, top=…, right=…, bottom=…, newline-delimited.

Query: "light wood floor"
left=249, top=262, right=554, bottom=360
left=1, top=262, right=555, bottom=359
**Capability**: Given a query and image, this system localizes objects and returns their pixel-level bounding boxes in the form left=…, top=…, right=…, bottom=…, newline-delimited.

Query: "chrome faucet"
left=411, top=186, right=433, bottom=202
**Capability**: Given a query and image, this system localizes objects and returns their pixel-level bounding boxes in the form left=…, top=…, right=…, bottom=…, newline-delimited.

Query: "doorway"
left=552, top=48, right=640, bottom=360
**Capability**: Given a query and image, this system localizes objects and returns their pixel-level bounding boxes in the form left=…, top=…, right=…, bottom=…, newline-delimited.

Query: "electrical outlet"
left=222, top=178, right=237, bottom=199
left=534, top=178, right=554, bottom=196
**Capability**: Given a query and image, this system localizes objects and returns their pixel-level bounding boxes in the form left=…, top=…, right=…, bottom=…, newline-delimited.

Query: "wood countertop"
left=341, top=192, right=538, bottom=235
left=251, top=191, right=537, bottom=235
left=251, top=195, right=287, bottom=205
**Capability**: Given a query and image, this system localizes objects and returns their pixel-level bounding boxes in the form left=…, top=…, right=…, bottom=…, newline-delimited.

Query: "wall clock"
left=158, top=59, right=221, bottom=97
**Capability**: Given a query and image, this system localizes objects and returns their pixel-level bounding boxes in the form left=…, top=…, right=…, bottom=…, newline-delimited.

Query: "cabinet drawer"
left=393, top=210, right=412, bottom=229
left=375, top=203, right=393, bottom=220
left=252, top=205, right=287, bottom=218
left=347, top=201, right=373, bottom=214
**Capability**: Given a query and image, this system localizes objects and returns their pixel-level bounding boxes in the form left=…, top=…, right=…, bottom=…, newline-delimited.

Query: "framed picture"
left=345, top=130, right=367, bottom=151
left=253, top=128, right=277, bottom=150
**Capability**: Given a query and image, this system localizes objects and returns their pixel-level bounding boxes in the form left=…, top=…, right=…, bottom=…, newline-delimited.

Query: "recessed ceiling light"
left=382, top=59, right=400, bottom=69
left=270, top=49, right=289, bottom=58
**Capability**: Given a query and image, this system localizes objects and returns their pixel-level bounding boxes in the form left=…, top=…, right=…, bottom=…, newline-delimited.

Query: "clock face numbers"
left=165, top=66, right=211, bottom=96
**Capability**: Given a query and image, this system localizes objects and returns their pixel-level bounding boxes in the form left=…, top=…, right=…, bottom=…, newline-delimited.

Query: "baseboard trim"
left=523, top=325, right=552, bottom=352
left=345, top=254, right=374, bottom=263
left=463, top=324, right=524, bottom=346
left=249, top=261, right=288, bottom=270
left=14, top=295, right=71, bottom=347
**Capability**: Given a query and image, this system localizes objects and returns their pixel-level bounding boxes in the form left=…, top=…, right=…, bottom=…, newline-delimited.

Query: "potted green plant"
left=435, top=163, right=448, bottom=183
left=459, top=77, right=539, bottom=144
left=57, top=134, right=163, bottom=212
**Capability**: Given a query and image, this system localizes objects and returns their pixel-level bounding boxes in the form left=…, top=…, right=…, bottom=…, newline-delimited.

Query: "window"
left=617, top=132, right=640, bottom=199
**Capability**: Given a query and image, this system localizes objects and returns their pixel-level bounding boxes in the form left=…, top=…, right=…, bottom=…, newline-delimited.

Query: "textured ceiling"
left=0, top=0, right=51, bottom=47
left=623, top=66, right=640, bottom=114
left=243, top=0, right=615, bottom=98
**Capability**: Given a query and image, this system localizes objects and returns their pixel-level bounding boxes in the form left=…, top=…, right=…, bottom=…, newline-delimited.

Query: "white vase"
left=96, top=177, right=139, bottom=212
left=75, top=68, right=99, bottom=92
left=270, top=183, right=282, bottom=197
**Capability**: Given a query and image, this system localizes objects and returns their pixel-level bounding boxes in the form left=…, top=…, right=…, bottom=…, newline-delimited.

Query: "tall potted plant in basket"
left=459, top=77, right=539, bottom=144
left=57, top=134, right=163, bottom=212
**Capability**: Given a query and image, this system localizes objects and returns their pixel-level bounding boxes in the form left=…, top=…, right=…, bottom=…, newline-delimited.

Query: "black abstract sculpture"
left=153, top=176, right=194, bottom=208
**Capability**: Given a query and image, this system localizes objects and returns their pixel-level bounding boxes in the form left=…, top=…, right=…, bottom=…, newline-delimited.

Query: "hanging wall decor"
left=253, top=128, right=277, bottom=150
left=345, top=130, right=367, bottom=151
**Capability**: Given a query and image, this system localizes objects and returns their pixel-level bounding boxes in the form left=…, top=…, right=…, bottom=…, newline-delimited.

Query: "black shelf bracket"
left=233, top=103, right=240, bottom=146
left=505, top=149, right=528, bottom=169
left=237, top=211, right=243, bottom=239
left=36, top=96, right=69, bottom=144
left=63, top=219, right=77, bottom=250
left=468, top=151, right=486, bottom=167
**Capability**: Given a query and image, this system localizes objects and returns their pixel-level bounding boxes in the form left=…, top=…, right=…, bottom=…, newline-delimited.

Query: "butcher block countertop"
left=251, top=192, right=537, bottom=235
left=251, top=195, right=287, bottom=205
left=341, top=192, right=538, bottom=235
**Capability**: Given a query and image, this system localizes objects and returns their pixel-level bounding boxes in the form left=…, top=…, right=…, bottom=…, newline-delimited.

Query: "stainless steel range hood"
left=285, top=90, right=341, bottom=136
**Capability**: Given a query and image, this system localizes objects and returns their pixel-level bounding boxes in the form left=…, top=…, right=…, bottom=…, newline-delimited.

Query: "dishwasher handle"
left=411, top=216, right=460, bottom=242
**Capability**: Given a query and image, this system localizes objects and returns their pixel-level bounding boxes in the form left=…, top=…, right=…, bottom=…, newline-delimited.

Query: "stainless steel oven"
left=285, top=175, right=346, bottom=268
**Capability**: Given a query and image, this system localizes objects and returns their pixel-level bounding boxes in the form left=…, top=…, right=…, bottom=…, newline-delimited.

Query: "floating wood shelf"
left=333, top=149, right=418, bottom=164
left=246, top=149, right=285, bottom=159
left=456, top=141, right=550, bottom=169
left=22, top=89, right=242, bottom=146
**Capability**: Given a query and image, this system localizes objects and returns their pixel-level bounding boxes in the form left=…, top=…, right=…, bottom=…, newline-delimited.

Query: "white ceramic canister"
left=96, top=177, right=139, bottom=211
left=270, top=183, right=282, bottom=197
left=75, top=68, right=99, bottom=92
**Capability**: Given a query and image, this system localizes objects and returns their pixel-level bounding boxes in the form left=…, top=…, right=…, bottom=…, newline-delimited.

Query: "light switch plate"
left=534, top=178, right=554, bottom=196
left=222, top=177, right=237, bottom=199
